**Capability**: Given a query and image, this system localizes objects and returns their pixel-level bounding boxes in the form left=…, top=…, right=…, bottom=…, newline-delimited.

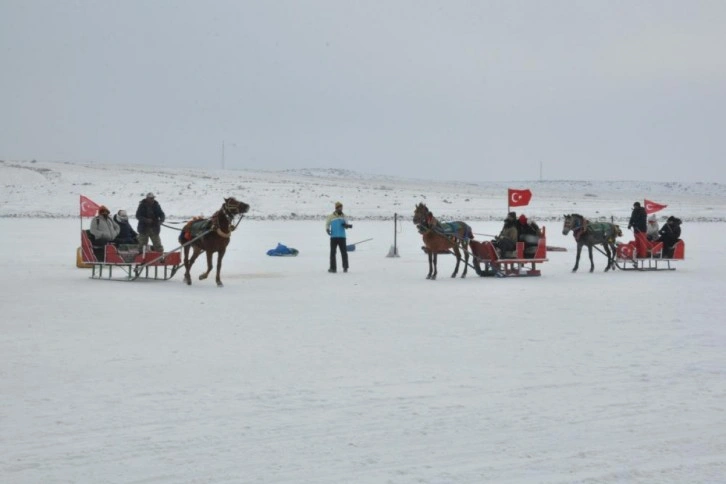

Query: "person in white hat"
left=646, top=215, right=660, bottom=241
left=135, top=192, right=166, bottom=252
left=113, top=209, right=138, bottom=245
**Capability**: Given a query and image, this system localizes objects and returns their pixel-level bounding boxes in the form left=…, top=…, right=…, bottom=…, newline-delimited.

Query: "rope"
left=161, top=222, right=183, bottom=231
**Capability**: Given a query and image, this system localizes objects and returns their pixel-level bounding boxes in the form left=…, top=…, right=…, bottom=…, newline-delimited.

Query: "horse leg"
left=426, top=250, right=433, bottom=279
left=183, top=246, right=192, bottom=285
left=198, top=250, right=214, bottom=281
left=451, top=246, right=460, bottom=278
left=215, top=248, right=226, bottom=287
left=461, top=242, right=469, bottom=278
left=573, top=243, right=582, bottom=272
left=185, top=247, right=203, bottom=285
left=588, top=245, right=595, bottom=272
left=603, top=244, right=612, bottom=272
left=608, top=243, right=618, bottom=271
left=432, top=253, right=438, bottom=280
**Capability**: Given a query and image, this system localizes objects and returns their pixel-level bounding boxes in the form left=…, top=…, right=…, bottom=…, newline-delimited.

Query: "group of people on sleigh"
left=88, top=193, right=166, bottom=260
left=491, top=211, right=542, bottom=258
left=628, top=201, right=682, bottom=258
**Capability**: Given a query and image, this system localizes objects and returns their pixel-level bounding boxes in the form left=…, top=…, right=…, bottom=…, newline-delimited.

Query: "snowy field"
left=1, top=160, right=725, bottom=483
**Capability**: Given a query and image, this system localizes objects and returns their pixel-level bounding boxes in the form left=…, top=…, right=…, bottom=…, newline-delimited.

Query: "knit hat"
left=117, top=210, right=128, bottom=222
left=98, top=205, right=110, bottom=215
left=633, top=201, right=641, bottom=208
left=146, top=192, right=155, bottom=199
left=506, top=211, right=516, bottom=220
left=335, top=201, right=343, bottom=208
left=648, top=215, right=657, bottom=223
left=518, top=214, right=528, bottom=224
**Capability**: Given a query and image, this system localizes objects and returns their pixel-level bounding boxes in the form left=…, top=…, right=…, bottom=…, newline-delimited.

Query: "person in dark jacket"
left=516, top=214, right=541, bottom=242
left=657, top=216, right=682, bottom=257
left=113, top=209, right=138, bottom=245
left=628, top=201, right=647, bottom=233
left=325, top=201, right=352, bottom=273
left=135, top=192, right=166, bottom=252
left=492, top=212, right=518, bottom=257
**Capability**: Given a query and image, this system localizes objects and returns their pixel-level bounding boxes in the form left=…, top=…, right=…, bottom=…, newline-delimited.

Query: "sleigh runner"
left=80, top=229, right=183, bottom=281
left=469, top=228, right=549, bottom=277
left=614, top=231, right=685, bottom=271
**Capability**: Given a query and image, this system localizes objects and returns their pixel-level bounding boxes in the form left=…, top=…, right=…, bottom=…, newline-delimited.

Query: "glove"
left=326, top=229, right=331, bottom=235
left=345, top=224, right=353, bottom=229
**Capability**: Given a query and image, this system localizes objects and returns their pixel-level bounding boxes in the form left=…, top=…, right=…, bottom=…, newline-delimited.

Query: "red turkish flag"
left=644, top=199, right=667, bottom=214
left=508, top=188, right=532, bottom=207
left=80, top=195, right=100, bottom=217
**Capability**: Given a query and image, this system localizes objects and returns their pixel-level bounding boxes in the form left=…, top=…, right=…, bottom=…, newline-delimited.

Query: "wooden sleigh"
left=468, top=227, right=549, bottom=277
left=615, top=231, right=685, bottom=271
left=79, top=230, right=182, bottom=281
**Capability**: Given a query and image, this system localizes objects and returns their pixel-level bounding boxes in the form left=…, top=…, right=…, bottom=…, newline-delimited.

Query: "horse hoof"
left=199, top=274, right=207, bottom=281
left=217, top=282, right=224, bottom=287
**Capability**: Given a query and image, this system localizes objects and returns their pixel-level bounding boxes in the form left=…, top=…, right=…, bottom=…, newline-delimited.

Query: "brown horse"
left=413, top=203, right=474, bottom=279
left=181, top=197, right=250, bottom=287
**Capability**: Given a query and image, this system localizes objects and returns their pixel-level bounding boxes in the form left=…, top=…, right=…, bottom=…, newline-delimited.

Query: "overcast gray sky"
left=2, top=1, right=725, bottom=182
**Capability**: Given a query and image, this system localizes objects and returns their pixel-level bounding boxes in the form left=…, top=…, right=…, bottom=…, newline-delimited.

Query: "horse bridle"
left=215, top=199, right=248, bottom=238
left=414, top=208, right=432, bottom=234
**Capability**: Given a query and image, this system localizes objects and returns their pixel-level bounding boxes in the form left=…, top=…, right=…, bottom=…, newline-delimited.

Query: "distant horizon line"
left=2, top=158, right=723, bottom=186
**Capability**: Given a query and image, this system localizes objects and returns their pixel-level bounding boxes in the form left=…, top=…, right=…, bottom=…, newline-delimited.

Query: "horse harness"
left=569, top=216, right=618, bottom=244
left=417, top=212, right=465, bottom=245
left=212, top=201, right=242, bottom=238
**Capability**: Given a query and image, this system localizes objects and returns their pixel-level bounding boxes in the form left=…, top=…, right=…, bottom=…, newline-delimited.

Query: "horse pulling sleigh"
left=413, top=203, right=549, bottom=279
left=561, top=213, right=685, bottom=272
left=79, top=197, right=249, bottom=284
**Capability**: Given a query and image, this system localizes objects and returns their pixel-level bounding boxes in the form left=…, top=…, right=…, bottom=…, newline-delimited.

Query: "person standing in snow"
left=136, top=192, right=166, bottom=252
left=325, top=201, right=352, bottom=273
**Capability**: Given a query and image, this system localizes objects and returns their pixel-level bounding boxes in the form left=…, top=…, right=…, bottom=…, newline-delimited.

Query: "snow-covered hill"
left=2, top=159, right=725, bottom=222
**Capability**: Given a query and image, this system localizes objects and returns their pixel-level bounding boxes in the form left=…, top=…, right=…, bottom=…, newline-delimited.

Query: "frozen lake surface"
left=1, top=217, right=724, bottom=483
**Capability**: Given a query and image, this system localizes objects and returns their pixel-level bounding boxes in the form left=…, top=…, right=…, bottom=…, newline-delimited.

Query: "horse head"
left=224, top=197, right=250, bottom=216
left=413, top=203, right=430, bottom=227
left=562, top=213, right=584, bottom=236
left=562, top=214, right=573, bottom=235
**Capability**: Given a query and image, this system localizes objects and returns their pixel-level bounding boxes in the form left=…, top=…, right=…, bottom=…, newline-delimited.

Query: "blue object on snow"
left=266, top=242, right=299, bottom=257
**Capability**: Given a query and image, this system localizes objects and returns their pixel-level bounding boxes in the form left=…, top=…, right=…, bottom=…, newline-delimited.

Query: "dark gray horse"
left=562, top=214, right=622, bottom=272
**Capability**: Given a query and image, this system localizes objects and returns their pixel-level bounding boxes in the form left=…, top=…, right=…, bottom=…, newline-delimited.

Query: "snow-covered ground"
left=2, top=159, right=726, bottom=222
left=1, top=160, right=725, bottom=483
